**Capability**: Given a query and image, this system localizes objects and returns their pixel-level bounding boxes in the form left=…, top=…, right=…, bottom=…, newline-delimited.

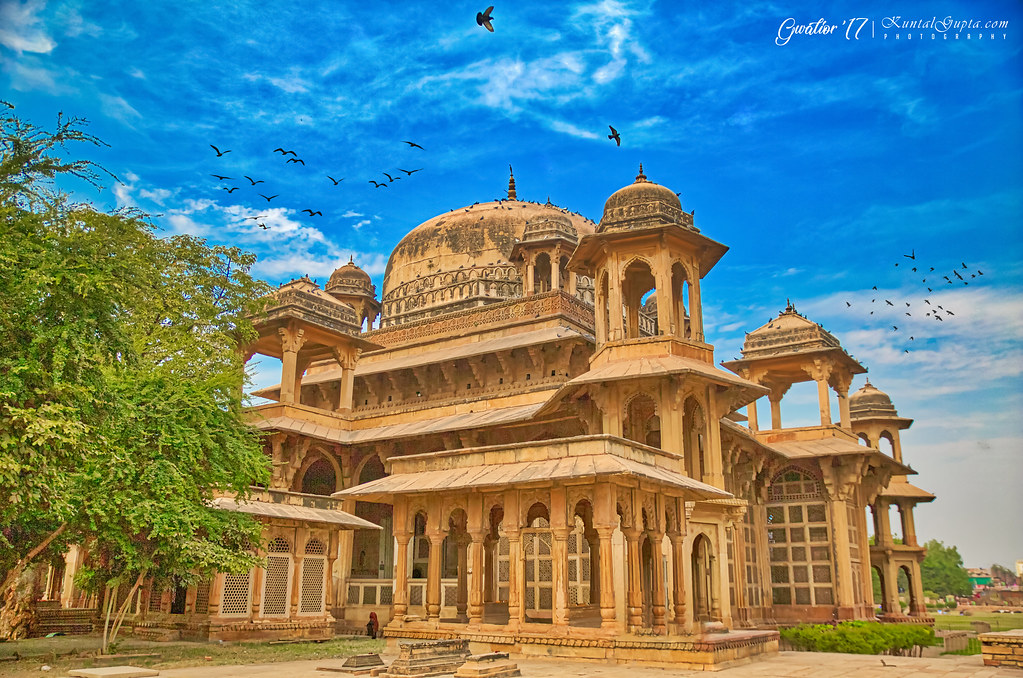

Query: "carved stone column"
left=278, top=323, right=307, bottom=404
left=455, top=533, right=470, bottom=622
left=552, top=526, right=571, bottom=627
left=624, top=527, right=643, bottom=629
left=668, top=532, right=687, bottom=629
left=595, top=526, right=616, bottom=631
left=467, top=529, right=487, bottom=626
left=425, top=527, right=445, bottom=621
left=807, top=360, right=833, bottom=426
left=648, top=531, right=667, bottom=633
left=392, top=531, right=411, bottom=621
left=898, top=501, right=918, bottom=547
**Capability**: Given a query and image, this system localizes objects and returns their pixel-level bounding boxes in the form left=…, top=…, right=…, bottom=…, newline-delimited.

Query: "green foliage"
left=0, top=110, right=272, bottom=633
left=920, top=540, right=972, bottom=598
left=780, top=621, right=935, bottom=655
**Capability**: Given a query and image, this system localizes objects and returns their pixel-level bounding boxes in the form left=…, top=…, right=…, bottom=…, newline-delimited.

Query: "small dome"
left=850, top=379, right=899, bottom=419
left=740, top=301, right=842, bottom=358
left=598, top=165, right=693, bottom=233
left=326, top=259, right=375, bottom=299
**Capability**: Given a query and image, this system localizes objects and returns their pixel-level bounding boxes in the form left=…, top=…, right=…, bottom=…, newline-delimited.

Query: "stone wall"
left=981, top=629, right=1023, bottom=669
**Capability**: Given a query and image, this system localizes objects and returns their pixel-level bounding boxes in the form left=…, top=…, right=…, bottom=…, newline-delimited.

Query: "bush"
left=780, top=621, right=935, bottom=656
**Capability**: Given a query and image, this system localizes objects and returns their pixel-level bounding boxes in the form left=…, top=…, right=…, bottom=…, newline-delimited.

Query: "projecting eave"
left=536, top=353, right=768, bottom=419
left=765, top=436, right=916, bottom=476
left=567, top=225, right=728, bottom=277
left=211, top=497, right=381, bottom=529
left=880, top=479, right=936, bottom=502
left=722, top=346, right=867, bottom=379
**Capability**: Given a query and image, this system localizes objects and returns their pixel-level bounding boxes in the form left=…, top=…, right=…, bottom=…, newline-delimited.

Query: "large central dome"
left=381, top=198, right=595, bottom=326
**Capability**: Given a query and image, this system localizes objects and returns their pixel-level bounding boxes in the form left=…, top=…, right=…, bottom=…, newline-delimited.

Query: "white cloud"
left=139, top=187, right=172, bottom=205
left=4, top=58, right=66, bottom=93
left=341, top=210, right=364, bottom=218
left=352, top=219, right=370, bottom=231
left=99, top=94, right=142, bottom=125
left=0, top=0, right=55, bottom=53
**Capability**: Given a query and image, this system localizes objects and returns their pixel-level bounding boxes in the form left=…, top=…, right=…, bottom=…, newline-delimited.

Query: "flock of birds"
left=844, top=249, right=986, bottom=355
left=205, top=142, right=424, bottom=230
left=201, top=7, right=627, bottom=233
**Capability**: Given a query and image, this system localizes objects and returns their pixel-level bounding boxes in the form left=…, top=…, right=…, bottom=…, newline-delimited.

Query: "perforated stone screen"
left=300, top=558, right=325, bottom=614
left=194, top=579, right=211, bottom=614
left=262, top=555, right=292, bottom=616
left=220, top=571, right=251, bottom=616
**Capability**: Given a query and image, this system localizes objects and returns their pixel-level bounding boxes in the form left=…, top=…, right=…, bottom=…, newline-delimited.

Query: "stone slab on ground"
left=67, top=668, right=160, bottom=678
left=382, top=638, right=470, bottom=677
left=453, top=652, right=520, bottom=678
left=317, top=652, right=387, bottom=675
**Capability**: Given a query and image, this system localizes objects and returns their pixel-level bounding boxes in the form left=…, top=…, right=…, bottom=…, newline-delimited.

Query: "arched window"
left=301, top=457, right=336, bottom=495
left=534, top=253, right=552, bottom=293
left=622, top=259, right=655, bottom=339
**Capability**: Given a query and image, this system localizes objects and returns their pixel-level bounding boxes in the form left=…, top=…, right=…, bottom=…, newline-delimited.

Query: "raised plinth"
left=383, top=638, right=471, bottom=677
left=383, top=626, right=778, bottom=670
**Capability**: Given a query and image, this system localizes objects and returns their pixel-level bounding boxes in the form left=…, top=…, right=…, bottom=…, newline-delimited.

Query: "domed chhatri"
left=521, top=211, right=578, bottom=244
left=849, top=379, right=900, bottom=419
left=598, top=164, right=695, bottom=234
left=739, top=300, right=845, bottom=359
left=326, top=257, right=381, bottom=331
left=326, top=257, right=374, bottom=298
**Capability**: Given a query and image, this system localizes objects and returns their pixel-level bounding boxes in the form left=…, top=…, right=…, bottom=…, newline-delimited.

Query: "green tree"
left=0, top=109, right=271, bottom=644
left=920, top=540, right=971, bottom=598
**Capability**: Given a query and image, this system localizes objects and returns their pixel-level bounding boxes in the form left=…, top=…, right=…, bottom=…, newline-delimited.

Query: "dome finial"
left=507, top=165, right=517, bottom=201
left=349, top=255, right=354, bottom=264
left=635, top=163, right=647, bottom=183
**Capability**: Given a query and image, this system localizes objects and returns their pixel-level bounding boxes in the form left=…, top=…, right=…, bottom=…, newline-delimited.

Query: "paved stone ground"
left=152, top=652, right=1018, bottom=677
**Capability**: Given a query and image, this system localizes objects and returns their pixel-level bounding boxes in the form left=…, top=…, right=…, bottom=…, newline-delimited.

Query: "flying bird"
left=383, top=172, right=399, bottom=182
left=892, top=326, right=898, bottom=331
left=399, top=168, right=422, bottom=176
left=953, top=270, right=963, bottom=280
left=209, top=144, right=231, bottom=157
left=327, top=176, right=344, bottom=185
left=245, top=215, right=267, bottom=221
left=369, top=180, right=387, bottom=188
left=244, top=175, right=264, bottom=185
left=286, top=157, right=305, bottom=165
left=210, top=174, right=232, bottom=181
left=476, top=6, right=495, bottom=31
left=301, top=209, right=323, bottom=216
left=274, top=148, right=297, bottom=156
left=903, top=250, right=915, bottom=260
left=607, top=125, right=621, bottom=146
left=221, top=186, right=239, bottom=193
left=259, top=194, right=279, bottom=202
left=962, top=262, right=968, bottom=269
left=845, top=302, right=851, bottom=307
left=402, top=140, right=424, bottom=149
left=258, top=222, right=269, bottom=230
left=935, top=315, right=944, bottom=321
left=872, top=286, right=877, bottom=290
left=885, top=300, right=894, bottom=306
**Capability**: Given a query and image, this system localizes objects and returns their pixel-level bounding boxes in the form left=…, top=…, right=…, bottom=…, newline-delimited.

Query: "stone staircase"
left=31, top=607, right=95, bottom=637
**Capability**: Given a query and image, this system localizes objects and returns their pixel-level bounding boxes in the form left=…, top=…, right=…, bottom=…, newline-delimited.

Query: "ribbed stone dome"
left=326, top=259, right=374, bottom=299
left=380, top=199, right=594, bottom=326
left=598, top=165, right=693, bottom=233
left=849, top=380, right=899, bottom=419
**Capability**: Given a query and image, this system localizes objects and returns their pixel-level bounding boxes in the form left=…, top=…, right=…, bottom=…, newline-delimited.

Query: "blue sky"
left=3, top=0, right=1021, bottom=569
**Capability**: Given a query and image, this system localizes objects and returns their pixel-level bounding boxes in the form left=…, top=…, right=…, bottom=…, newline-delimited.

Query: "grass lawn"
left=0, top=634, right=384, bottom=678
left=931, top=611, right=1023, bottom=633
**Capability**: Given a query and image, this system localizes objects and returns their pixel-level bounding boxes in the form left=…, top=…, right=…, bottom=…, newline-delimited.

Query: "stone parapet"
left=981, top=629, right=1023, bottom=669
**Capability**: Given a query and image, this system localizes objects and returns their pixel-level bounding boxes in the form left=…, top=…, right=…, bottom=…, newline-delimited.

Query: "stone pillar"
left=769, top=393, right=782, bottom=430
left=425, top=528, right=445, bottom=621
left=649, top=531, right=667, bottom=633
left=702, top=387, right=725, bottom=489
left=690, top=277, right=704, bottom=342
left=467, top=530, right=487, bottom=625
left=291, top=528, right=307, bottom=616
left=655, top=254, right=672, bottom=336
left=333, top=346, right=359, bottom=413
left=278, top=325, right=306, bottom=404
left=829, top=499, right=856, bottom=614
left=504, top=491, right=523, bottom=629
left=747, top=399, right=759, bottom=433
left=525, top=254, right=534, bottom=297
left=883, top=558, right=901, bottom=614
left=624, top=527, right=643, bottom=629
left=908, top=559, right=927, bottom=616
left=393, top=531, right=411, bottom=621
left=551, top=248, right=561, bottom=292
left=668, top=533, right=687, bottom=630
left=336, top=497, right=357, bottom=618
left=595, top=526, right=616, bottom=630
left=898, top=501, right=918, bottom=547
left=552, top=526, right=571, bottom=627
left=455, top=534, right=470, bottom=622
left=608, top=256, right=624, bottom=342
left=875, top=499, right=892, bottom=546
left=835, top=382, right=852, bottom=430
left=816, top=378, right=832, bottom=426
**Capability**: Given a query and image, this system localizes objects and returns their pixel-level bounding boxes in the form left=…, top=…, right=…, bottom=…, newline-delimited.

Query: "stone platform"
left=981, top=629, right=1023, bottom=670
left=382, top=625, right=778, bottom=670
